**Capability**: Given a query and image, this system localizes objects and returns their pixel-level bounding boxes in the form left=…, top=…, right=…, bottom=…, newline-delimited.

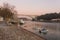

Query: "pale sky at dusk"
left=0, top=0, right=60, bottom=15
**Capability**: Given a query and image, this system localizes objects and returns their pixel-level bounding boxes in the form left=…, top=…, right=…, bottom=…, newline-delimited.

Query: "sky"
left=0, top=0, right=60, bottom=15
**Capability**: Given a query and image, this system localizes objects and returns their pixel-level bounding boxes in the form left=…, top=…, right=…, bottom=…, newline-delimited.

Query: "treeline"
left=36, top=12, right=60, bottom=21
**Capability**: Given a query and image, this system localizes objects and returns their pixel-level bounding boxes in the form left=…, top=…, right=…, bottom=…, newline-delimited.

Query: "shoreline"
left=36, top=21, right=60, bottom=23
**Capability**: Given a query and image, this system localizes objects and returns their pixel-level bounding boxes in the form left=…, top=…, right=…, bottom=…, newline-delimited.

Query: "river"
left=22, top=21, right=60, bottom=40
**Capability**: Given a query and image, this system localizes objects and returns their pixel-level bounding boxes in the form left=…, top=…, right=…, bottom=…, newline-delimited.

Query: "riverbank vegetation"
left=35, top=12, right=60, bottom=22
left=0, top=3, right=17, bottom=21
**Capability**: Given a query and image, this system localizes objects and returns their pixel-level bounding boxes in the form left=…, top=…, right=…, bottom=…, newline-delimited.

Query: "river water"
left=37, top=22, right=60, bottom=40
left=23, top=21, right=60, bottom=40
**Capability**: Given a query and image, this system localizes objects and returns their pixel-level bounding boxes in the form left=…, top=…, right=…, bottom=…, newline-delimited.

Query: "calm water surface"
left=24, top=21, right=60, bottom=40
left=38, top=22, right=60, bottom=40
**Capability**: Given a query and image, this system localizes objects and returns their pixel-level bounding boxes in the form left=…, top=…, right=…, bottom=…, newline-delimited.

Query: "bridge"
left=17, top=14, right=38, bottom=19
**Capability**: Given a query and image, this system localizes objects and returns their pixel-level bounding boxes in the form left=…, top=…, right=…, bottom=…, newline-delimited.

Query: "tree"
left=36, top=12, right=59, bottom=21
left=0, top=3, right=17, bottom=21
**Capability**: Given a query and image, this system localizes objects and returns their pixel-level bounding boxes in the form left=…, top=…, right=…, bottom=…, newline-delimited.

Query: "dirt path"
left=0, top=25, right=45, bottom=40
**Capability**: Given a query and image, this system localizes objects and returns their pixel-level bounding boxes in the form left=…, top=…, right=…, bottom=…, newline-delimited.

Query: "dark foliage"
left=0, top=3, right=17, bottom=20
left=36, top=12, right=60, bottom=20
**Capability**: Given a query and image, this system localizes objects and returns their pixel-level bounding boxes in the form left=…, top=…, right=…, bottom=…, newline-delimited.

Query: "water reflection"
left=35, top=22, right=60, bottom=40
left=24, top=21, right=60, bottom=40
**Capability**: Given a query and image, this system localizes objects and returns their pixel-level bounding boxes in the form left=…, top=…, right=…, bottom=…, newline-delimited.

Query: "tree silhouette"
left=0, top=3, right=17, bottom=21
left=36, top=12, right=60, bottom=21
